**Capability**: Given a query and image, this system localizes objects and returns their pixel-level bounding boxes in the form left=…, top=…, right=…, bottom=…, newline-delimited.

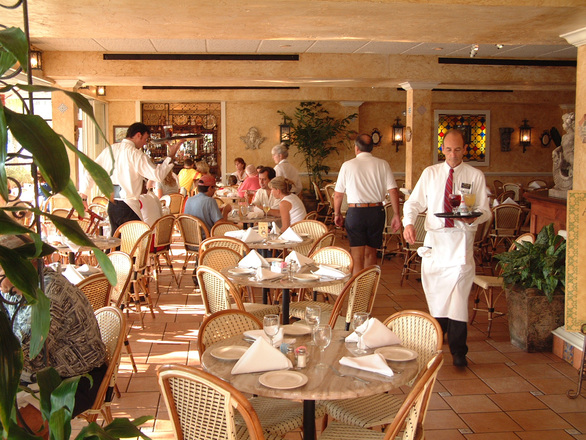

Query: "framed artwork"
left=433, top=110, right=490, bottom=166
left=113, top=126, right=129, bottom=143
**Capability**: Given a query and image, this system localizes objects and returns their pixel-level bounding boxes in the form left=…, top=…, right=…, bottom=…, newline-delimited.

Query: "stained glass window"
left=434, top=110, right=490, bottom=166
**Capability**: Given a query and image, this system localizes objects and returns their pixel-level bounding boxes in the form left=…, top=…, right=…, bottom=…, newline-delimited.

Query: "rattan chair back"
left=76, top=273, right=112, bottom=311
left=304, top=211, right=318, bottom=220
left=210, top=221, right=241, bottom=237
left=161, top=193, right=185, bottom=215
left=490, top=204, right=523, bottom=250
left=291, top=219, right=328, bottom=256
left=379, top=202, right=403, bottom=264
left=502, top=183, right=521, bottom=202
left=493, top=179, right=504, bottom=197
left=328, top=266, right=381, bottom=330
left=400, top=213, right=427, bottom=285
left=91, top=196, right=109, bottom=206
left=199, top=247, right=242, bottom=272
left=113, top=220, right=150, bottom=254
left=196, top=266, right=244, bottom=315
left=308, top=232, right=336, bottom=255
left=151, top=214, right=175, bottom=248
left=197, top=309, right=262, bottom=354
left=200, top=236, right=250, bottom=258
left=158, top=365, right=268, bottom=440
left=107, top=251, right=133, bottom=308
left=176, top=214, right=210, bottom=250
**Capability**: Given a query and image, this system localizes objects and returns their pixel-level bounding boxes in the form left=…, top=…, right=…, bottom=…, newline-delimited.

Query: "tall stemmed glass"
left=352, top=312, right=370, bottom=354
left=313, top=324, right=332, bottom=368
left=305, top=306, right=321, bottom=345
left=263, top=314, right=280, bottom=348
left=262, top=202, right=271, bottom=218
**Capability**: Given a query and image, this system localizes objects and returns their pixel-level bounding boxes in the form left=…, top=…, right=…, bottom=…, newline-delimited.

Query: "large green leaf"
left=0, top=312, right=23, bottom=434
left=0, top=209, right=34, bottom=235
left=0, top=27, right=29, bottom=74
left=61, top=180, right=85, bottom=218
left=48, top=406, right=70, bottom=440
left=29, top=290, right=51, bottom=359
left=61, top=135, right=114, bottom=200
left=103, top=417, right=153, bottom=439
left=39, top=212, right=94, bottom=247
left=0, top=105, right=8, bottom=202
left=92, top=248, right=117, bottom=286
left=4, top=109, right=70, bottom=193
left=0, top=245, right=40, bottom=303
left=37, top=367, right=62, bottom=421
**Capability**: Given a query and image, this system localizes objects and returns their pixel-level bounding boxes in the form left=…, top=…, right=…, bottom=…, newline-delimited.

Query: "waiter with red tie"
left=402, top=129, right=490, bottom=367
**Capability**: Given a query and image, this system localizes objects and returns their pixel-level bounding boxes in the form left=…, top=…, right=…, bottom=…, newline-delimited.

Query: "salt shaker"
left=296, top=346, right=307, bottom=368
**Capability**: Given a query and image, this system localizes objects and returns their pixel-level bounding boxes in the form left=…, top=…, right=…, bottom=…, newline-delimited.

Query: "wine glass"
left=352, top=312, right=370, bottom=354
left=305, top=306, right=321, bottom=345
left=263, top=314, right=280, bottom=347
left=313, top=324, right=332, bottom=367
left=262, top=202, right=271, bottom=218
left=463, top=193, right=476, bottom=211
left=448, top=193, right=461, bottom=214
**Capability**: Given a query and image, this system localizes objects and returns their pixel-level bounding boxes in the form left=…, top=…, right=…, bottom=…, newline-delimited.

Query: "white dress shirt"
left=275, top=159, right=303, bottom=194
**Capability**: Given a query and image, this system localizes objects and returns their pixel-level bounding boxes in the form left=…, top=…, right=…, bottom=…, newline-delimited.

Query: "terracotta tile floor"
left=73, top=234, right=586, bottom=439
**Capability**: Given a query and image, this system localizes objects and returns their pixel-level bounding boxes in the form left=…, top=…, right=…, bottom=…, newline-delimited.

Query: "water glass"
left=305, top=305, right=321, bottom=344
left=352, top=312, right=370, bottom=353
left=263, top=314, right=280, bottom=347
left=313, top=324, right=332, bottom=367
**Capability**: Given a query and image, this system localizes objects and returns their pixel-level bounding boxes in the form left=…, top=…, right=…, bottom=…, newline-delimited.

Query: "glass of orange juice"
left=463, top=193, right=476, bottom=211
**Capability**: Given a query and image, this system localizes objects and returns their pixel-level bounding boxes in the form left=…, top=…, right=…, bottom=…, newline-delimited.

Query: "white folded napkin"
left=312, top=264, right=347, bottom=279
left=278, top=228, right=303, bottom=243
left=243, top=328, right=285, bottom=346
left=62, top=265, right=85, bottom=285
left=345, top=318, right=402, bottom=349
left=285, top=251, right=314, bottom=268
left=241, top=228, right=264, bottom=243
left=339, top=353, right=394, bottom=377
left=528, top=181, right=541, bottom=189
left=247, top=206, right=265, bottom=219
left=225, top=229, right=246, bottom=240
left=255, top=267, right=284, bottom=280
left=227, top=192, right=238, bottom=198
left=492, top=199, right=500, bottom=207
left=77, top=264, right=101, bottom=275
left=232, top=337, right=292, bottom=374
left=502, top=197, right=518, bottom=205
left=271, top=222, right=281, bottom=235
left=238, top=250, right=269, bottom=269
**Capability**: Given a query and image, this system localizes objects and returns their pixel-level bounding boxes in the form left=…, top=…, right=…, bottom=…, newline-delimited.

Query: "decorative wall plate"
left=371, top=128, right=382, bottom=145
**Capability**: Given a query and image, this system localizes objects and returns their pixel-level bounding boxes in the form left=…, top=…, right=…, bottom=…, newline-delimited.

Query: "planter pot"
left=505, top=286, right=565, bottom=352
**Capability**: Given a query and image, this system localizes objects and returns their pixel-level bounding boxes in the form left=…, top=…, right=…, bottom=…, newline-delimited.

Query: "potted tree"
left=495, top=223, right=566, bottom=352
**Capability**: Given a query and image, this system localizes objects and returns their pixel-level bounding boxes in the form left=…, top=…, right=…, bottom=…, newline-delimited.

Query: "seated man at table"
left=184, top=174, right=231, bottom=233
left=252, top=166, right=281, bottom=217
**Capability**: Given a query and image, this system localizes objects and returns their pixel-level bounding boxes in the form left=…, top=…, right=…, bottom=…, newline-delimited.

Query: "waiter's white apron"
left=421, top=229, right=475, bottom=322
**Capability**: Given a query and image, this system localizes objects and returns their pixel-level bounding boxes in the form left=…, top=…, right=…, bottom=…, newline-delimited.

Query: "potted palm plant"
left=495, top=223, right=566, bottom=352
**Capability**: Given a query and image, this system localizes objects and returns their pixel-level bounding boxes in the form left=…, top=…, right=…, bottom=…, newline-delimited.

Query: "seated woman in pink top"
left=237, top=164, right=261, bottom=198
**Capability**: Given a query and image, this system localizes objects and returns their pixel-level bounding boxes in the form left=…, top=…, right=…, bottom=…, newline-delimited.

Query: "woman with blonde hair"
left=269, top=176, right=306, bottom=230
left=154, top=170, right=180, bottom=198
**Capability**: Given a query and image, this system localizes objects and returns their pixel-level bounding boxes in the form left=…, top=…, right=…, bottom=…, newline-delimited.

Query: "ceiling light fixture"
left=96, top=85, right=106, bottom=96
left=469, top=44, right=479, bottom=58
left=30, top=50, right=42, bottom=70
left=496, top=44, right=504, bottom=49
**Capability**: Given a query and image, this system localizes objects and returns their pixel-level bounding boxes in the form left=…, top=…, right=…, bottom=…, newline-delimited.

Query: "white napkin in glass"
left=492, top=199, right=500, bottom=207
left=63, top=265, right=85, bottom=285
left=285, top=251, right=314, bottom=268
left=243, top=328, right=285, bottom=346
left=241, top=228, right=264, bottom=243
left=312, top=264, right=347, bottom=279
left=255, top=267, right=283, bottom=280
left=238, top=250, right=269, bottom=268
left=271, top=222, right=281, bottom=235
left=339, top=353, right=394, bottom=377
left=528, top=181, right=541, bottom=189
left=232, top=337, right=292, bottom=374
left=225, top=229, right=246, bottom=240
left=345, top=318, right=402, bottom=349
left=247, top=206, right=265, bottom=219
left=502, top=197, right=518, bottom=205
left=279, top=227, right=303, bottom=242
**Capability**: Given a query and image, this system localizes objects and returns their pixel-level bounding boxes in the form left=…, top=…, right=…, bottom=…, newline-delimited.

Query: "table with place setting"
left=47, top=235, right=121, bottom=265
left=201, top=323, right=419, bottom=440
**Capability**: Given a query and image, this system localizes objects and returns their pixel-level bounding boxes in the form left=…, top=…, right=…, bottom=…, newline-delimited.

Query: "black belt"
left=347, top=202, right=383, bottom=208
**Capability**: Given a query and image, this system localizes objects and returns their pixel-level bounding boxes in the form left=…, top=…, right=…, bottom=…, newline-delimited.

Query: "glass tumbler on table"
left=351, top=312, right=370, bottom=354
left=313, top=324, right=332, bottom=367
left=263, top=314, right=280, bottom=348
left=305, top=306, right=321, bottom=345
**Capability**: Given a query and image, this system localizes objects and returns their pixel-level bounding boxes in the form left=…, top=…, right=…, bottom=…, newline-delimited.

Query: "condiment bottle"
left=286, top=346, right=296, bottom=366
left=296, top=346, right=307, bottom=368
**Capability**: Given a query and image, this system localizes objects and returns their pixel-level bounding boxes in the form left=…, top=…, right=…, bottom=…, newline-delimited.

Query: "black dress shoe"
left=453, top=354, right=468, bottom=367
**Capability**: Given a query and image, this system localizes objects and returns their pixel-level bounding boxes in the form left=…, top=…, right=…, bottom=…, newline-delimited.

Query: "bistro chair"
left=326, top=265, right=381, bottom=330
left=199, top=247, right=242, bottom=272
left=197, top=310, right=311, bottom=436
left=307, top=231, right=336, bottom=255
left=91, top=195, right=109, bottom=206
left=199, top=236, right=250, bottom=258
left=473, top=214, right=493, bottom=274
left=76, top=273, right=112, bottom=311
left=196, top=266, right=280, bottom=321
left=400, top=213, right=426, bottom=286
left=495, top=190, right=516, bottom=204
left=319, top=352, right=444, bottom=440
left=290, top=219, right=328, bottom=256
left=470, top=233, right=535, bottom=336
left=502, top=183, right=522, bottom=202
left=210, top=220, right=241, bottom=237
left=304, top=211, right=319, bottom=220
left=289, top=246, right=353, bottom=319
left=77, top=306, right=125, bottom=424
left=157, top=365, right=285, bottom=440
left=176, top=214, right=210, bottom=284
left=378, top=202, right=403, bottom=266
left=128, top=229, right=155, bottom=328
left=113, top=220, right=150, bottom=254
left=493, top=179, right=504, bottom=198
left=150, top=214, right=179, bottom=292
left=160, top=193, right=185, bottom=216
left=488, top=204, right=523, bottom=253
left=312, top=181, right=331, bottom=222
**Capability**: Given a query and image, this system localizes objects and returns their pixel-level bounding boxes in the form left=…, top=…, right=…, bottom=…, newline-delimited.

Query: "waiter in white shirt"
left=334, top=133, right=401, bottom=275
left=80, top=122, right=181, bottom=234
left=402, top=129, right=490, bottom=367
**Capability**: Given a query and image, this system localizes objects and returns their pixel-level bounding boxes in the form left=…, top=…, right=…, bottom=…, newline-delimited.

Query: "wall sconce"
left=96, top=86, right=106, bottom=96
left=519, top=119, right=532, bottom=153
left=279, top=116, right=291, bottom=146
left=30, top=50, right=42, bottom=70
left=392, top=117, right=404, bottom=152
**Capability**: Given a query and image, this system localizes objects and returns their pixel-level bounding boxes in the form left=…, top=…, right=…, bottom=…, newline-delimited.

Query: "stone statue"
left=240, top=127, right=265, bottom=150
left=552, top=112, right=574, bottom=192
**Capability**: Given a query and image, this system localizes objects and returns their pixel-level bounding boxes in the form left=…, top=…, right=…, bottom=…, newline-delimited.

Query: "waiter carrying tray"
left=334, top=133, right=401, bottom=275
left=402, top=129, right=490, bottom=367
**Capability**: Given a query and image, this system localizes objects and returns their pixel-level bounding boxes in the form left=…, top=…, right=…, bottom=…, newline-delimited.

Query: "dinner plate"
left=293, top=274, right=319, bottom=282
left=434, top=211, right=482, bottom=219
left=266, top=258, right=284, bottom=263
left=375, top=346, right=418, bottom=362
left=210, top=345, right=248, bottom=361
left=282, top=324, right=311, bottom=336
left=268, top=239, right=287, bottom=245
left=229, top=268, right=255, bottom=275
left=298, top=233, right=310, bottom=238
left=259, top=371, right=308, bottom=389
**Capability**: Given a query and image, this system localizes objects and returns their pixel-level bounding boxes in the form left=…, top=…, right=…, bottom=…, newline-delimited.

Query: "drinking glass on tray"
left=448, top=193, right=461, bottom=214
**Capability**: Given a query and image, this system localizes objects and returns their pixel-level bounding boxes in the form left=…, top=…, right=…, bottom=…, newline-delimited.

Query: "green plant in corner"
left=278, top=102, right=356, bottom=189
left=495, top=223, right=566, bottom=302
left=0, top=25, right=150, bottom=440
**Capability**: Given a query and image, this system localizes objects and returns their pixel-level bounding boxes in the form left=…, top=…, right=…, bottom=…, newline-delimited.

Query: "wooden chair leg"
left=124, top=336, right=138, bottom=373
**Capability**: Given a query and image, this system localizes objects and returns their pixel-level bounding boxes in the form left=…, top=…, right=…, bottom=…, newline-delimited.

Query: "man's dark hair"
left=197, top=184, right=210, bottom=193
left=355, top=133, right=374, bottom=152
left=259, top=166, right=276, bottom=180
left=184, top=158, right=194, bottom=167
left=126, top=123, right=150, bottom=139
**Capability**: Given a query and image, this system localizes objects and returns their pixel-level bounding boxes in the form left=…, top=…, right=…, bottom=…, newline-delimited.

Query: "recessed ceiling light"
left=280, top=44, right=292, bottom=48
left=433, top=47, right=443, bottom=51
left=496, top=44, right=504, bottom=49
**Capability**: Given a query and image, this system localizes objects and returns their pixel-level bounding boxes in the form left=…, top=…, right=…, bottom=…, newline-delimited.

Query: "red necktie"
left=444, top=168, right=454, bottom=227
